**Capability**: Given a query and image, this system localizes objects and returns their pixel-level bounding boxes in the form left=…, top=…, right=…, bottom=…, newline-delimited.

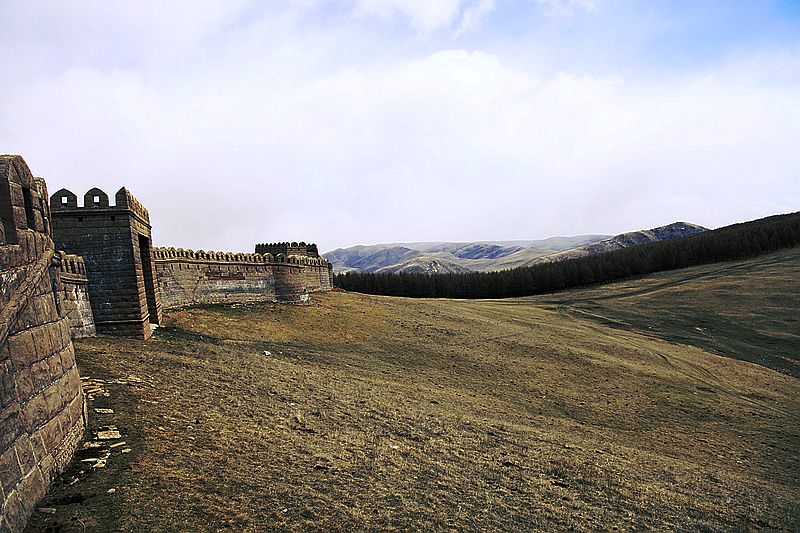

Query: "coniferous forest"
left=334, top=212, right=800, bottom=299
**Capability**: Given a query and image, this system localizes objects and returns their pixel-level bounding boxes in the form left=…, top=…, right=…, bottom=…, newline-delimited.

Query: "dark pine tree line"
left=334, top=212, right=800, bottom=299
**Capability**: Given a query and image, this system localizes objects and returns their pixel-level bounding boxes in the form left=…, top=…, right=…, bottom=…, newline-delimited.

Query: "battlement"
left=55, top=251, right=88, bottom=280
left=50, top=186, right=151, bottom=225
left=254, top=241, right=320, bottom=258
left=0, top=154, right=51, bottom=248
left=153, top=246, right=331, bottom=267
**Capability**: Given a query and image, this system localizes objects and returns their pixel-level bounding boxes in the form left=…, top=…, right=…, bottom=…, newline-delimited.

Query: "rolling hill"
left=324, top=236, right=610, bottom=274
left=325, top=223, right=705, bottom=275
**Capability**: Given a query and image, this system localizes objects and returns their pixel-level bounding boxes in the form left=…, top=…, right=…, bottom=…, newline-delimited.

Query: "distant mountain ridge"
left=324, top=223, right=706, bottom=275
left=324, top=236, right=607, bottom=274
left=525, top=222, right=708, bottom=266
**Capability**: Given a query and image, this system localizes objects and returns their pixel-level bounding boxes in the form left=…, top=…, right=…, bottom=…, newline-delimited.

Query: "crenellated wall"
left=153, top=247, right=333, bottom=309
left=55, top=251, right=95, bottom=339
left=0, top=155, right=85, bottom=533
left=255, top=241, right=320, bottom=258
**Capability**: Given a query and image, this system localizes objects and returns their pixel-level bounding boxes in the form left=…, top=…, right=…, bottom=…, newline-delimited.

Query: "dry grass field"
left=26, top=248, right=800, bottom=532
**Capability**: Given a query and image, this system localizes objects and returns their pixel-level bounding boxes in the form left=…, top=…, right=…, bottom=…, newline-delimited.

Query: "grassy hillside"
left=533, top=246, right=800, bottom=377
left=26, top=250, right=799, bottom=532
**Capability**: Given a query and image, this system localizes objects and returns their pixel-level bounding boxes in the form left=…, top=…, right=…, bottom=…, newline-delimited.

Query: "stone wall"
left=0, top=155, right=85, bottom=533
left=55, top=251, right=95, bottom=339
left=153, top=247, right=333, bottom=309
left=50, top=187, right=162, bottom=339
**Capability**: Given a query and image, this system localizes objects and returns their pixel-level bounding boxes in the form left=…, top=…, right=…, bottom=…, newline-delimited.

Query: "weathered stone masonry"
left=50, top=187, right=162, bottom=340
left=56, top=252, right=95, bottom=339
left=153, top=247, right=333, bottom=309
left=0, top=156, right=85, bottom=533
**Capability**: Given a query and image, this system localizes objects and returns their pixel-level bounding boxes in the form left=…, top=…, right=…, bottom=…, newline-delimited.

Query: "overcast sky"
left=2, top=1, right=798, bottom=252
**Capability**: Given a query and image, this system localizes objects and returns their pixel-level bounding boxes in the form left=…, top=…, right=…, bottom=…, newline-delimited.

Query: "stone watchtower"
left=50, top=187, right=162, bottom=339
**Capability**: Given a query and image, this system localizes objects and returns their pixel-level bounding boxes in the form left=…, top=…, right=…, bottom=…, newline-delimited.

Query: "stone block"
left=2, top=486, right=27, bottom=533
left=8, top=182, right=24, bottom=207
left=30, top=361, right=50, bottom=394
left=67, top=393, right=83, bottom=425
left=37, top=295, right=59, bottom=325
left=43, top=385, right=63, bottom=418
left=0, top=446, right=21, bottom=495
left=40, top=416, right=62, bottom=454
left=15, top=468, right=46, bottom=516
left=21, top=393, right=48, bottom=431
left=49, top=320, right=67, bottom=352
left=1, top=360, right=16, bottom=409
left=59, top=345, right=75, bottom=372
left=12, top=206, right=27, bottom=232
left=58, top=319, right=71, bottom=347
left=0, top=404, right=21, bottom=451
left=14, top=435, right=36, bottom=475
left=7, top=330, right=35, bottom=370
left=30, top=325, right=53, bottom=359
left=13, top=367, right=33, bottom=404
left=0, top=340, right=10, bottom=363
left=63, top=370, right=80, bottom=403
left=32, top=211, right=44, bottom=233
left=46, top=353, right=63, bottom=381
left=14, top=302, right=39, bottom=332
left=28, top=430, right=46, bottom=463
left=56, top=408, right=74, bottom=437
left=38, top=452, right=55, bottom=483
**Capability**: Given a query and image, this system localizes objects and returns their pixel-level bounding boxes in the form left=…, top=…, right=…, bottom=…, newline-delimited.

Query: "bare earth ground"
left=26, top=248, right=800, bottom=532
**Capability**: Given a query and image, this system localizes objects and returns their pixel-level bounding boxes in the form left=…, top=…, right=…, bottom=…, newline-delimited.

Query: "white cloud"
left=352, top=0, right=465, bottom=33
left=534, top=0, right=602, bottom=18
left=0, top=3, right=797, bottom=251
left=455, top=0, right=496, bottom=36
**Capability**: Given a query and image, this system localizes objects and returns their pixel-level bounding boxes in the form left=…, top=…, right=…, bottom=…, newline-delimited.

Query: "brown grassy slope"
left=26, top=251, right=800, bottom=532
left=531, top=246, right=800, bottom=377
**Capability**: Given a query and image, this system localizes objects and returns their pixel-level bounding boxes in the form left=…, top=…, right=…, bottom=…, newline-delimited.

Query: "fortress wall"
left=1, top=156, right=85, bottom=533
left=153, top=247, right=333, bottom=309
left=56, top=252, right=95, bottom=339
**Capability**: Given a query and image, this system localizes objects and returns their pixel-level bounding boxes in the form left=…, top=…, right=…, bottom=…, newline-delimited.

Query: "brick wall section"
left=0, top=155, right=85, bottom=533
left=153, top=247, right=333, bottom=309
left=50, top=187, right=162, bottom=339
left=55, top=251, right=95, bottom=339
